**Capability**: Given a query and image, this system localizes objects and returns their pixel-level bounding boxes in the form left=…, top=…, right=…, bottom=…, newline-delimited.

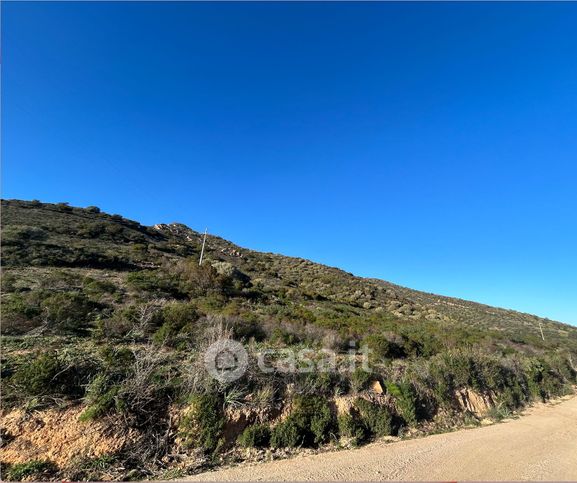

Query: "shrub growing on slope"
left=354, top=398, right=393, bottom=438
left=270, top=396, right=335, bottom=448
left=179, top=392, right=225, bottom=454
left=337, top=412, right=367, bottom=446
left=238, top=424, right=271, bottom=448
left=385, top=381, right=419, bottom=426
left=41, top=292, right=99, bottom=335
left=6, top=350, right=94, bottom=406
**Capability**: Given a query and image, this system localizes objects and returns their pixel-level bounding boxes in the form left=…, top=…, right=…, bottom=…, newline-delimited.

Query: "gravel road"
left=186, top=395, right=577, bottom=481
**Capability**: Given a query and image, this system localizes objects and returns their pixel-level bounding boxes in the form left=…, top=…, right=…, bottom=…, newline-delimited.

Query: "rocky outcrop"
left=455, top=388, right=494, bottom=417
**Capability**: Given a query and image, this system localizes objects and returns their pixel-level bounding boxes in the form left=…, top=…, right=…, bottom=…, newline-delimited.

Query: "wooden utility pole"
left=199, top=228, right=208, bottom=266
left=539, top=322, right=545, bottom=341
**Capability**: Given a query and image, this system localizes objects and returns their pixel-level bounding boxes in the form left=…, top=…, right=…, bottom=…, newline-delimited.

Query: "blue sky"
left=2, top=2, right=576, bottom=325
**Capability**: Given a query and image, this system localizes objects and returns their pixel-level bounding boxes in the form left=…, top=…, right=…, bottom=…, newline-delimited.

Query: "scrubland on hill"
left=1, top=199, right=576, bottom=481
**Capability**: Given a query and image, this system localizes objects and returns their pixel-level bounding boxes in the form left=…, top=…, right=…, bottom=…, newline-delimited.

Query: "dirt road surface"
left=186, top=395, right=577, bottom=481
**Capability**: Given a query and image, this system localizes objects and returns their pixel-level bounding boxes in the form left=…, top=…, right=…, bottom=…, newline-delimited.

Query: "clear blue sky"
left=2, top=2, right=576, bottom=325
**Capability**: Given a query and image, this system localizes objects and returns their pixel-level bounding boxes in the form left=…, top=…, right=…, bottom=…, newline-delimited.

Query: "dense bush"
left=175, top=260, right=230, bottom=297
left=1, top=293, right=42, bottom=334
left=81, top=346, right=149, bottom=421
left=56, top=202, right=73, bottom=212
left=406, top=349, right=577, bottom=415
left=386, top=382, right=418, bottom=426
left=270, top=396, right=335, bottom=448
left=8, top=351, right=92, bottom=403
left=269, top=416, right=302, bottom=448
left=238, top=424, right=271, bottom=448
left=524, top=355, right=575, bottom=402
left=337, top=413, right=367, bottom=445
left=350, top=368, right=372, bottom=393
left=363, top=334, right=406, bottom=360
left=354, top=398, right=393, bottom=438
left=82, top=277, right=117, bottom=298
left=179, top=393, right=225, bottom=454
left=126, top=270, right=181, bottom=298
left=153, top=302, right=200, bottom=347
left=80, top=374, right=122, bottom=421
left=12, top=352, right=63, bottom=397
left=41, top=292, right=99, bottom=335
left=2, top=225, right=48, bottom=245
left=80, top=345, right=174, bottom=426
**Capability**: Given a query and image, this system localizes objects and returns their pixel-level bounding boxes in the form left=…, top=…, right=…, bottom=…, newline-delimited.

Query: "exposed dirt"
left=187, top=395, right=577, bottom=481
left=0, top=406, right=137, bottom=467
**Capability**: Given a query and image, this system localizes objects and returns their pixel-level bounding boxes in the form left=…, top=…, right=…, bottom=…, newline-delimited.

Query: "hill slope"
left=1, top=198, right=576, bottom=481
left=2, top=198, right=575, bottom=350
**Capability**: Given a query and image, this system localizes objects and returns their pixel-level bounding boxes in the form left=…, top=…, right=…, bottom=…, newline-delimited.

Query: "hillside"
left=1, top=198, right=576, bottom=481
left=2, top=199, right=575, bottom=349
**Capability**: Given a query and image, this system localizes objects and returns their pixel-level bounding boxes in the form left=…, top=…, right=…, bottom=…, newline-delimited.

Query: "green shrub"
left=354, top=398, right=392, bottom=437
left=56, top=202, right=73, bottom=212
left=176, top=260, right=228, bottom=297
left=10, top=351, right=87, bottom=401
left=41, top=292, right=98, bottom=335
left=270, top=415, right=303, bottom=448
left=5, top=460, right=58, bottom=481
left=350, top=368, right=372, bottom=392
left=100, top=346, right=137, bottom=372
left=153, top=302, right=200, bottom=347
left=238, top=424, right=271, bottom=448
left=83, top=277, right=117, bottom=298
left=363, top=334, right=406, bottom=360
left=12, top=352, right=60, bottom=396
left=77, top=222, right=107, bottom=238
left=180, top=393, right=225, bottom=454
left=270, top=327, right=301, bottom=345
left=535, top=355, right=576, bottom=399
left=1, top=272, right=18, bottom=292
left=79, top=374, right=122, bottom=421
left=2, top=225, right=48, bottom=244
left=1, top=293, right=42, bottom=334
left=270, top=396, right=334, bottom=448
left=126, top=270, right=181, bottom=298
left=337, top=413, right=367, bottom=445
left=79, top=346, right=141, bottom=421
left=386, top=382, right=418, bottom=426
left=309, top=401, right=334, bottom=445
left=2, top=293, right=41, bottom=319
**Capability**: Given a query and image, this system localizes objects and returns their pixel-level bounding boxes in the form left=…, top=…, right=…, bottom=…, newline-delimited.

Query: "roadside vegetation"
left=1, top=199, right=576, bottom=481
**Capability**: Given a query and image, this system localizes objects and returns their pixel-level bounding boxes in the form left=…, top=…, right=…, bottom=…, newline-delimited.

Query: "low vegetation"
left=1, top=199, right=576, bottom=480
